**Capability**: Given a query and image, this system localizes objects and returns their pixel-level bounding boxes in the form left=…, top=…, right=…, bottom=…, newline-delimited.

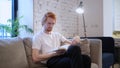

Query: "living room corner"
left=0, top=0, right=120, bottom=68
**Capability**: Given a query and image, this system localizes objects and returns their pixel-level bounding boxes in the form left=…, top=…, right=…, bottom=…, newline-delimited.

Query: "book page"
left=59, top=44, right=70, bottom=50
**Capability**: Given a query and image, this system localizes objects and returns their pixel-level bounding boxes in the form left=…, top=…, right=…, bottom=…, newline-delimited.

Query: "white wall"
left=103, top=0, right=114, bottom=36
left=79, top=0, right=115, bottom=37
left=78, top=0, right=103, bottom=37
left=18, top=0, right=33, bottom=38
left=114, top=0, right=120, bottom=30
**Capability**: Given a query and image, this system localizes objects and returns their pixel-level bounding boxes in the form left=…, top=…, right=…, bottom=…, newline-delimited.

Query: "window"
left=114, top=0, right=120, bottom=31
left=0, top=0, right=12, bottom=38
left=113, top=0, right=120, bottom=38
left=0, top=0, right=18, bottom=38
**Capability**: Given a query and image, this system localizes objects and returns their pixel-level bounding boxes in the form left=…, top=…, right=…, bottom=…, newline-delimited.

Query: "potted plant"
left=113, top=31, right=120, bottom=38
left=0, top=16, right=33, bottom=37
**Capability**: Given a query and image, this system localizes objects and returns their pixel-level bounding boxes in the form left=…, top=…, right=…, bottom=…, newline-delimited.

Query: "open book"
left=52, top=44, right=70, bottom=52
left=59, top=44, right=70, bottom=50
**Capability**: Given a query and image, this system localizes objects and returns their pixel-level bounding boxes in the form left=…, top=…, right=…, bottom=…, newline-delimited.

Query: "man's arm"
left=32, top=49, right=55, bottom=62
left=32, top=49, right=61, bottom=62
left=63, top=39, right=72, bottom=44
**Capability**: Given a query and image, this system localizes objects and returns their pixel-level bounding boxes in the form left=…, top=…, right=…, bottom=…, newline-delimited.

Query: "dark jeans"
left=47, top=45, right=91, bottom=68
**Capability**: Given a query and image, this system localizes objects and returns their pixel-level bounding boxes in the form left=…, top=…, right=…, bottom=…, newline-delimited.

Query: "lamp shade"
left=76, top=7, right=84, bottom=14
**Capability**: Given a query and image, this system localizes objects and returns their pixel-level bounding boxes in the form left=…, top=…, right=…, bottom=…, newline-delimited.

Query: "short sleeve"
left=32, top=35, right=41, bottom=50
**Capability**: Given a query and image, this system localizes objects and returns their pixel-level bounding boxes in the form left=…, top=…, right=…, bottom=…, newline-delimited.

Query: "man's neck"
left=44, top=30, right=51, bottom=34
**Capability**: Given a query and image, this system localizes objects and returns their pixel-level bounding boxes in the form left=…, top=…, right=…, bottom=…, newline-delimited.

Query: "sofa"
left=0, top=37, right=102, bottom=68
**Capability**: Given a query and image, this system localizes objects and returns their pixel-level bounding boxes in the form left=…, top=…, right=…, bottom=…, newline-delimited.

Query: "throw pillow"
left=80, top=38, right=90, bottom=56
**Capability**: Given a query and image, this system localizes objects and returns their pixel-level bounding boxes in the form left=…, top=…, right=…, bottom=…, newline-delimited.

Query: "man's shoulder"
left=34, top=31, right=44, bottom=37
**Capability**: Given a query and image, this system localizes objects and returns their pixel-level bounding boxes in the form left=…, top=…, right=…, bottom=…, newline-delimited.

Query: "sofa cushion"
left=80, top=39, right=90, bottom=56
left=23, top=37, right=47, bottom=68
left=0, top=37, right=29, bottom=68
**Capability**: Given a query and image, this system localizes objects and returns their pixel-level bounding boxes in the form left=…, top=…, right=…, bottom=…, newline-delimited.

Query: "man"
left=32, top=12, right=91, bottom=68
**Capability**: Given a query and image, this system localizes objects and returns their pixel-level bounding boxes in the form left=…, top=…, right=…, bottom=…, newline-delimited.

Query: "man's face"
left=44, top=17, right=56, bottom=32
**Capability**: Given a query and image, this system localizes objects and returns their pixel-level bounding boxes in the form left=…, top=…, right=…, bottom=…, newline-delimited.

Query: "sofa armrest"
left=89, top=39, right=102, bottom=68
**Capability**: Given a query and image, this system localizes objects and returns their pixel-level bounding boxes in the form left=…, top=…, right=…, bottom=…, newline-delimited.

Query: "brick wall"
left=33, top=0, right=80, bottom=38
left=33, top=0, right=103, bottom=38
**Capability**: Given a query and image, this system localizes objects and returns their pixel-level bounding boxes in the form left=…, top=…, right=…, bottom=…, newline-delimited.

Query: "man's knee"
left=68, top=45, right=81, bottom=52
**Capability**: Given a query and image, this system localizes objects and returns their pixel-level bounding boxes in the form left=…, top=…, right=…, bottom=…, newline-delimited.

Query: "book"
left=59, top=44, right=70, bottom=50
left=52, top=44, right=70, bottom=52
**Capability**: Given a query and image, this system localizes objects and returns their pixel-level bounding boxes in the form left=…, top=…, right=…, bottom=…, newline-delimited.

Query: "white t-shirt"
left=32, top=29, right=67, bottom=54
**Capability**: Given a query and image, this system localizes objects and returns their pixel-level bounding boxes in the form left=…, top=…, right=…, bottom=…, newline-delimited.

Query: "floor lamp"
left=76, top=1, right=87, bottom=38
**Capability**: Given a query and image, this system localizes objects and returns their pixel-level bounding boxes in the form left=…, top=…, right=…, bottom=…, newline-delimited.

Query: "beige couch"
left=0, top=37, right=102, bottom=68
